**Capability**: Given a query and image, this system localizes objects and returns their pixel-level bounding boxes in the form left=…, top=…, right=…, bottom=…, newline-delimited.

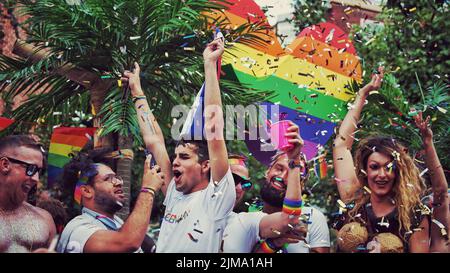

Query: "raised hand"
left=203, top=38, right=225, bottom=64
left=413, top=110, right=433, bottom=145
left=359, top=66, right=384, bottom=97
left=121, top=62, right=143, bottom=96
left=284, top=121, right=304, bottom=160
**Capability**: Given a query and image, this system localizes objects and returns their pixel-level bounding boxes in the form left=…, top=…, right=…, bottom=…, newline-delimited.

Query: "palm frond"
left=2, top=0, right=277, bottom=146
left=97, top=87, right=142, bottom=146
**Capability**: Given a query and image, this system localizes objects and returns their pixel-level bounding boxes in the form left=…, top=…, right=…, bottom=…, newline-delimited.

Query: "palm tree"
left=0, top=0, right=272, bottom=218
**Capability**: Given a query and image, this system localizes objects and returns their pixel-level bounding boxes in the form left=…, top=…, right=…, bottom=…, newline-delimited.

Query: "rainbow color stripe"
left=208, top=0, right=361, bottom=161
left=47, top=127, right=96, bottom=188
left=317, top=155, right=328, bottom=179
left=282, top=198, right=303, bottom=216
left=228, top=158, right=246, bottom=167
left=260, top=240, right=277, bottom=253
left=74, top=172, right=90, bottom=205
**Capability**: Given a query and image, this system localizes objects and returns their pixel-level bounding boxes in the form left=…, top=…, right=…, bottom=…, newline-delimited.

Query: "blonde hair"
left=349, top=136, right=426, bottom=236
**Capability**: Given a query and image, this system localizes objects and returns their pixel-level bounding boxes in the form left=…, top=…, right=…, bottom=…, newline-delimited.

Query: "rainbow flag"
left=317, top=156, right=328, bottom=180
left=0, top=117, right=14, bottom=131
left=207, top=0, right=361, bottom=161
left=47, top=127, right=96, bottom=188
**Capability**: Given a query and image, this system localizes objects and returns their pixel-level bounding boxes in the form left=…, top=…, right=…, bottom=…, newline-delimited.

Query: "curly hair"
left=61, top=147, right=114, bottom=198
left=349, top=136, right=426, bottom=236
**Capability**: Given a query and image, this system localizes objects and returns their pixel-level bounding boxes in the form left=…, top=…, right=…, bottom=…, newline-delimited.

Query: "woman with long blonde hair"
left=332, top=67, right=430, bottom=252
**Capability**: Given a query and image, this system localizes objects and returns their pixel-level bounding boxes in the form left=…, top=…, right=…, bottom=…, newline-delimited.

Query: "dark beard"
left=260, top=181, right=285, bottom=208
left=94, top=191, right=123, bottom=215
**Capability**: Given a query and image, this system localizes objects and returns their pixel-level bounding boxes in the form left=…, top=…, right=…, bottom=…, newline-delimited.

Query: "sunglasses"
left=232, top=173, right=252, bottom=191
left=2, top=156, right=45, bottom=177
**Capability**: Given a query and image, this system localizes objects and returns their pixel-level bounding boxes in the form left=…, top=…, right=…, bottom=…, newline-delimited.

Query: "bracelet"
left=431, top=219, right=448, bottom=239
left=282, top=198, right=302, bottom=216
left=141, top=187, right=156, bottom=197
left=260, top=239, right=280, bottom=253
left=132, top=95, right=147, bottom=103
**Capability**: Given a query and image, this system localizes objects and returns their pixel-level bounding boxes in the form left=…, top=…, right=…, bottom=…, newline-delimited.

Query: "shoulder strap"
left=363, top=203, right=376, bottom=237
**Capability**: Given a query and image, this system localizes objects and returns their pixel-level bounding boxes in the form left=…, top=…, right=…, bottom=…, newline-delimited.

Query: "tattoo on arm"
left=137, top=104, right=156, bottom=135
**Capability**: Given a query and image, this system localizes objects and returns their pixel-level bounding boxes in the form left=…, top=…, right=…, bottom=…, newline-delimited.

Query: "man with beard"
left=0, top=135, right=56, bottom=253
left=56, top=150, right=164, bottom=253
left=254, top=151, right=330, bottom=253
left=222, top=124, right=312, bottom=253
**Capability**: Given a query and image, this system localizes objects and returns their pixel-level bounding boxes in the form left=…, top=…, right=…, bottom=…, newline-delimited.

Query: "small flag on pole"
left=315, top=154, right=328, bottom=179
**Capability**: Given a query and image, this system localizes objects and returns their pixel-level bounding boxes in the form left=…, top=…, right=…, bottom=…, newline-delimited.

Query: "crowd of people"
left=0, top=39, right=448, bottom=253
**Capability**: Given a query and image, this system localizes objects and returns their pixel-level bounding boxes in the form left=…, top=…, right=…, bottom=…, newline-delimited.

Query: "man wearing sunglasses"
left=0, top=135, right=56, bottom=253
left=228, top=155, right=253, bottom=208
left=222, top=123, right=308, bottom=253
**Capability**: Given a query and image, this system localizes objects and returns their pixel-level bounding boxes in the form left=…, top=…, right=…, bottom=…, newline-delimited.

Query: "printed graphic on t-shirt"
left=163, top=209, right=190, bottom=224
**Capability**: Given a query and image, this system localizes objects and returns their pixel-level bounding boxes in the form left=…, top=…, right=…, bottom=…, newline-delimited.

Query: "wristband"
left=132, top=95, right=147, bottom=103
left=431, top=219, right=448, bottom=239
left=260, top=239, right=280, bottom=253
left=141, top=187, right=156, bottom=197
left=282, top=198, right=302, bottom=215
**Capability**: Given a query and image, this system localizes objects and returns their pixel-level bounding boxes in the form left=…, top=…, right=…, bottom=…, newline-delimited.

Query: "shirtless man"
left=0, top=135, right=56, bottom=252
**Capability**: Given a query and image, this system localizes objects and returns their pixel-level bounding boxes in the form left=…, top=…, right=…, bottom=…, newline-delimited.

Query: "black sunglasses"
left=232, top=173, right=252, bottom=191
left=2, top=156, right=45, bottom=177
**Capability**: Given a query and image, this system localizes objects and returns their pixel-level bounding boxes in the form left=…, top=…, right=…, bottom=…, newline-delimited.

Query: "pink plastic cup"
left=270, top=120, right=294, bottom=151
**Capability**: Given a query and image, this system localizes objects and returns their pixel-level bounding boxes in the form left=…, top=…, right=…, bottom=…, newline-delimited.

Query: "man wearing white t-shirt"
left=135, top=38, right=236, bottom=252
left=255, top=152, right=330, bottom=253
left=223, top=152, right=330, bottom=253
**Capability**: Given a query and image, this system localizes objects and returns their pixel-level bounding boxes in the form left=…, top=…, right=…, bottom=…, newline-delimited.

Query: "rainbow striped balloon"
left=208, top=0, right=361, bottom=163
left=47, top=127, right=96, bottom=188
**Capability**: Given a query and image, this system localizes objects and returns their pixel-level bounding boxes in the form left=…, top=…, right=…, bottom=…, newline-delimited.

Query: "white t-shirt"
left=222, top=211, right=266, bottom=253
left=221, top=206, right=330, bottom=253
left=156, top=168, right=236, bottom=253
left=285, top=206, right=330, bottom=253
left=56, top=207, right=143, bottom=253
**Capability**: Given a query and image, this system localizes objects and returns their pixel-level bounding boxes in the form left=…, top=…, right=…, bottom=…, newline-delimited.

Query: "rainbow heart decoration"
left=208, top=0, right=362, bottom=164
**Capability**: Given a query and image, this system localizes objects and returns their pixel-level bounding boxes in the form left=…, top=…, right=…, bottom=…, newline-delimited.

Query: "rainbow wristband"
left=260, top=239, right=279, bottom=253
left=282, top=198, right=303, bottom=215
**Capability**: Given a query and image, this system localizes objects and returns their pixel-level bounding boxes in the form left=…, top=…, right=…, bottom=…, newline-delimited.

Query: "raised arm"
left=414, top=111, right=449, bottom=252
left=257, top=123, right=306, bottom=250
left=333, top=67, right=384, bottom=202
left=83, top=156, right=164, bottom=252
left=123, top=63, right=172, bottom=196
left=203, top=38, right=229, bottom=182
